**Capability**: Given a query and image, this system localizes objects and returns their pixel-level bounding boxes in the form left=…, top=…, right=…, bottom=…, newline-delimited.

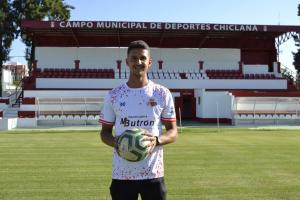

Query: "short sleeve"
left=99, top=92, right=115, bottom=125
left=161, top=89, right=176, bottom=122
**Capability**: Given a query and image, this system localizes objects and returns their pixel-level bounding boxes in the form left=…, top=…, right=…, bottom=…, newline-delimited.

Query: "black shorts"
left=110, top=177, right=167, bottom=200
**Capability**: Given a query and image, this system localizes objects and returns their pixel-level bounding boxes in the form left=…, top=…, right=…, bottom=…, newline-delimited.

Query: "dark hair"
left=127, top=40, right=150, bottom=55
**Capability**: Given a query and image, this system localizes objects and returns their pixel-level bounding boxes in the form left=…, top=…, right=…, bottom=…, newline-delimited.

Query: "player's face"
left=126, top=48, right=152, bottom=77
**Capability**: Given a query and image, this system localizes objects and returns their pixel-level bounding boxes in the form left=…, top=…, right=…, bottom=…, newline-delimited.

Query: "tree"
left=292, top=4, right=300, bottom=89
left=0, top=0, right=17, bottom=97
left=0, top=0, right=74, bottom=97
left=12, top=0, right=74, bottom=72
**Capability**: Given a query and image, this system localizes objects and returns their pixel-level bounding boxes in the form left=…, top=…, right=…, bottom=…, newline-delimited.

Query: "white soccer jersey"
left=99, top=80, right=176, bottom=180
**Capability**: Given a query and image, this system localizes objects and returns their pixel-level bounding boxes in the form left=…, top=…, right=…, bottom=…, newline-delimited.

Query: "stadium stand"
left=1, top=20, right=300, bottom=129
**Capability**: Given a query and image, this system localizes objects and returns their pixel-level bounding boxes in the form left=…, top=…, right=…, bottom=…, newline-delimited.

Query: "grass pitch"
left=0, top=128, right=300, bottom=200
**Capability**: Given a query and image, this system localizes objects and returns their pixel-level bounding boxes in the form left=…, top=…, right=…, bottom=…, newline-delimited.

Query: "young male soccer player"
left=99, top=40, right=178, bottom=200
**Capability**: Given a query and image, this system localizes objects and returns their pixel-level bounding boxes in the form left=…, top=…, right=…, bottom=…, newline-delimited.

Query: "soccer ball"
left=117, top=128, right=150, bottom=162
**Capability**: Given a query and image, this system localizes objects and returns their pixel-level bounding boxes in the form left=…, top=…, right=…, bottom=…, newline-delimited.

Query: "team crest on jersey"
left=147, top=98, right=157, bottom=107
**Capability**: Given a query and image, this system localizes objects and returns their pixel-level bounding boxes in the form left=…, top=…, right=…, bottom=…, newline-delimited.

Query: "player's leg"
left=139, top=178, right=167, bottom=200
left=110, top=179, right=139, bottom=200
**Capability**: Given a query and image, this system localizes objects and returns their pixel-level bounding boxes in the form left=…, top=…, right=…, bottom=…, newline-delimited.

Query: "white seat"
left=38, top=115, right=46, bottom=120
left=60, top=115, right=67, bottom=120
left=152, top=73, right=157, bottom=79
left=285, top=114, right=292, bottom=119
left=234, top=114, right=241, bottom=119
left=266, top=114, right=273, bottom=119
left=240, top=114, right=247, bottom=119
left=74, top=115, right=81, bottom=120
left=66, top=115, right=74, bottom=120
left=279, top=114, right=286, bottom=119
left=88, top=115, right=95, bottom=120
left=273, top=114, right=279, bottom=119
left=52, top=115, right=60, bottom=120
left=81, top=115, right=88, bottom=120
left=246, top=114, right=254, bottom=119
left=46, top=115, right=53, bottom=120
left=260, top=114, right=267, bottom=119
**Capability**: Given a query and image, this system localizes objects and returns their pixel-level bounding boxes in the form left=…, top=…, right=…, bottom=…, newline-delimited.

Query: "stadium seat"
left=53, top=115, right=60, bottom=120
left=88, top=115, right=95, bottom=120
left=60, top=115, right=67, bottom=120
left=66, top=115, right=74, bottom=120
left=285, top=114, right=292, bottom=119
left=74, top=115, right=81, bottom=120
left=46, top=115, right=53, bottom=120
left=38, top=115, right=46, bottom=120
left=81, top=115, right=88, bottom=120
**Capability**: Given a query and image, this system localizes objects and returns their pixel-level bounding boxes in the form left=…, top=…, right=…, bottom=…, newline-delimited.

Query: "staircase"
left=0, top=107, right=19, bottom=130
left=3, top=107, right=19, bottom=118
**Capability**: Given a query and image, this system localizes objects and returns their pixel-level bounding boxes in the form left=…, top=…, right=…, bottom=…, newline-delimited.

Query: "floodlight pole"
left=216, top=102, right=220, bottom=131
left=178, top=107, right=182, bottom=133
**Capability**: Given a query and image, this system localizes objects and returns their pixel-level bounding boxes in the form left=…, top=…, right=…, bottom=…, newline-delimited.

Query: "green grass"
left=1, top=128, right=300, bottom=200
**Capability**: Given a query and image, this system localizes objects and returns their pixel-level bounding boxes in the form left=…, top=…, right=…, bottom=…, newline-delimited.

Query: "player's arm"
left=159, top=120, right=178, bottom=145
left=100, top=123, right=117, bottom=148
left=144, top=120, right=177, bottom=152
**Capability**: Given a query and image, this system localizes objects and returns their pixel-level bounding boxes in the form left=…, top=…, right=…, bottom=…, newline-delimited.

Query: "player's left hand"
left=142, top=131, right=157, bottom=153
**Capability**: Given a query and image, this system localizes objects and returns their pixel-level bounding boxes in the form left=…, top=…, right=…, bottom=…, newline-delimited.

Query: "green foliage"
left=0, top=0, right=17, bottom=66
left=11, top=0, right=74, bottom=71
left=293, top=34, right=300, bottom=74
left=292, top=4, right=300, bottom=89
left=0, top=0, right=74, bottom=96
left=281, top=67, right=294, bottom=81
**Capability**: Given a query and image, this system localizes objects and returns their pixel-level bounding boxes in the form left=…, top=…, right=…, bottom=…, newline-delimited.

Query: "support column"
left=277, top=61, right=281, bottom=73
left=117, top=60, right=122, bottom=79
left=158, top=60, right=163, bottom=70
left=32, top=60, right=38, bottom=76
left=238, top=61, right=244, bottom=73
left=198, top=61, right=204, bottom=72
left=74, top=60, right=80, bottom=70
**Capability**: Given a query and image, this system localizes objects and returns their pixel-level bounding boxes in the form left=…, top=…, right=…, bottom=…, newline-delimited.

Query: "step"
left=3, top=108, right=20, bottom=118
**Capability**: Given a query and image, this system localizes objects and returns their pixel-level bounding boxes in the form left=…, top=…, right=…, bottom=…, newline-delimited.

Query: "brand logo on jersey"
left=147, top=98, right=157, bottom=107
left=120, top=117, right=154, bottom=127
left=168, top=107, right=175, bottom=115
left=120, top=102, right=126, bottom=107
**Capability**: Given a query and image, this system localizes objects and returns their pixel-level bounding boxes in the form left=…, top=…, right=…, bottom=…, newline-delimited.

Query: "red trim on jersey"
left=161, top=117, right=176, bottom=122
left=99, top=119, right=114, bottom=125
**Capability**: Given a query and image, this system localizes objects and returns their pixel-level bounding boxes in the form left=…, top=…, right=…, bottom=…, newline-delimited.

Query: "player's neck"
left=127, top=75, right=149, bottom=88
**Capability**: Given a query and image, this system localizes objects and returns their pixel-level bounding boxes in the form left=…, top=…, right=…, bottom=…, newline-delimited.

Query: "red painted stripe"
left=99, top=119, right=114, bottom=125
left=161, top=117, right=177, bottom=122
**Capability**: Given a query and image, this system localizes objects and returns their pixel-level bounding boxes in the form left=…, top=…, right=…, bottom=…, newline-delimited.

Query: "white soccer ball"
left=117, top=128, right=150, bottom=162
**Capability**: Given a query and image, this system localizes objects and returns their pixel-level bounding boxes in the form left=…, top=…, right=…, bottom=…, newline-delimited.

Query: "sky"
left=8, top=0, right=300, bottom=73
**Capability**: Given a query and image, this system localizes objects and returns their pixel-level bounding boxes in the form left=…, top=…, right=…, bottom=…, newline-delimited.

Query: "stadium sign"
left=55, top=21, right=261, bottom=32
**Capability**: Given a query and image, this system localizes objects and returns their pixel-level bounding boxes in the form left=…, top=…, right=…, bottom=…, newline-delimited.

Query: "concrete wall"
left=35, top=78, right=287, bottom=90
left=195, top=90, right=233, bottom=118
left=36, top=47, right=241, bottom=72
left=244, top=64, right=269, bottom=74
left=23, top=90, right=109, bottom=98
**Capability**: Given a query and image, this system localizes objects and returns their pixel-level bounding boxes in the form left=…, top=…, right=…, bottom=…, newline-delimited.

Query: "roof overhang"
left=21, top=20, right=300, bottom=48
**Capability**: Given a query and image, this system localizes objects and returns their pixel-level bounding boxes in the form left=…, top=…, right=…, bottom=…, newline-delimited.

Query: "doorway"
left=175, top=95, right=195, bottom=119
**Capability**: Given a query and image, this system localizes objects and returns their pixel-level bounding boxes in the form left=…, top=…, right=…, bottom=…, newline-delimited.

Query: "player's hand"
left=142, top=131, right=157, bottom=153
left=114, top=136, right=120, bottom=155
